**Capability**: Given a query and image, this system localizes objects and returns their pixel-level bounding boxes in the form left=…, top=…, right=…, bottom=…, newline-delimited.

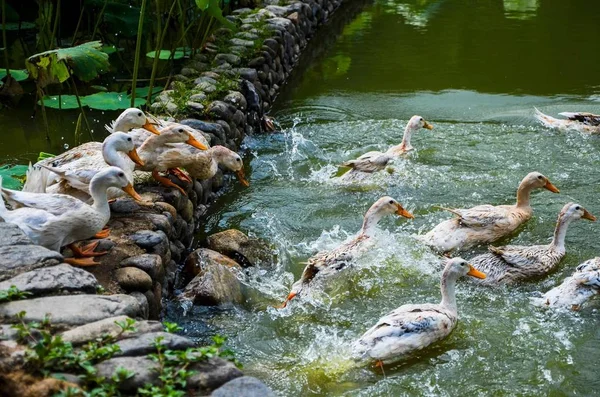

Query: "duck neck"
left=551, top=215, right=573, bottom=253
left=211, top=146, right=228, bottom=165
left=102, top=143, right=131, bottom=171
left=138, top=134, right=166, bottom=159
left=440, top=272, right=458, bottom=314
left=399, top=124, right=414, bottom=151
left=360, top=207, right=384, bottom=237
left=89, top=179, right=110, bottom=216
left=515, top=181, right=533, bottom=209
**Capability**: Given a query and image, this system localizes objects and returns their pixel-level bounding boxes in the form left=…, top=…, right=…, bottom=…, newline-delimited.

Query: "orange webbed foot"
left=68, top=241, right=108, bottom=257
left=64, top=257, right=101, bottom=267
left=93, top=228, right=110, bottom=239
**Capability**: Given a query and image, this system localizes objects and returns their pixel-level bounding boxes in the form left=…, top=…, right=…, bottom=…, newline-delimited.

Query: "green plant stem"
left=91, top=0, right=108, bottom=41
left=36, top=86, right=50, bottom=141
left=49, top=0, right=60, bottom=48
left=65, top=64, right=93, bottom=141
left=71, top=5, right=85, bottom=46
left=1, top=0, right=9, bottom=77
left=130, top=0, right=148, bottom=107
left=147, top=0, right=176, bottom=105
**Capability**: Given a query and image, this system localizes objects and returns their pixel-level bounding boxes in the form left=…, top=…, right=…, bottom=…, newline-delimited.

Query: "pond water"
left=165, top=0, right=600, bottom=395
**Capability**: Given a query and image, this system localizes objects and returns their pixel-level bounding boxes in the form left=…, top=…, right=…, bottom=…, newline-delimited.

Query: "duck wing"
left=341, top=151, right=391, bottom=173
left=440, top=205, right=512, bottom=228
left=2, top=188, right=87, bottom=216
left=558, top=112, right=600, bottom=126
left=487, top=244, right=545, bottom=268
left=353, top=304, right=453, bottom=360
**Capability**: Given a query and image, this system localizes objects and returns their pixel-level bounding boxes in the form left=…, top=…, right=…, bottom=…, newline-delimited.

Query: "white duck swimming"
left=339, top=116, right=433, bottom=179
left=422, top=172, right=560, bottom=253
left=534, top=108, right=600, bottom=134
left=0, top=167, right=141, bottom=266
left=40, top=132, right=144, bottom=201
left=535, top=257, right=600, bottom=311
left=280, top=196, right=414, bottom=307
left=469, top=203, right=595, bottom=285
left=157, top=145, right=249, bottom=186
left=352, top=258, right=485, bottom=365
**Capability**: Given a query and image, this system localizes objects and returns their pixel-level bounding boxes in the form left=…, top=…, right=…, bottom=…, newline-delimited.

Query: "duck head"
left=443, top=257, right=486, bottom=280
left=213, top=146, right=249, bottom=187
left=522, top=172, right=560, bottom=193
left=92, top=166, right=142, bottom=201
left=407, top=115, right=434, bottom=131
left=114, top=108, right=161, bottom=135
left=103, top=132, right=144, bottom=166
left=158, top=125, right=208, bottom=150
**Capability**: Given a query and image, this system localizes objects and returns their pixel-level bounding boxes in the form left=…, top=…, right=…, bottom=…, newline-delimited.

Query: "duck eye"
left=389, top=200, right=394, bottom=205
left=127, top=137, right=132, bottom=142
left=576, top=206, right=581, bottom=210
left=537, top=175, right=543, bottom=180
left=419, top=117, right=423, bottom=121
left=236, top=158, right=241, bottom=162
left=137, top=112, right=142, bottom=117
left=178, top=129, right=184, bottom=133
left=118, top=172, right=124, bottom=177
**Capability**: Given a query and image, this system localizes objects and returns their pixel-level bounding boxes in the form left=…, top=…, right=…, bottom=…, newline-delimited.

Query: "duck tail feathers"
left=22, top=163, right=50, bottom=193
left=534, top=107, right=560, bottom=128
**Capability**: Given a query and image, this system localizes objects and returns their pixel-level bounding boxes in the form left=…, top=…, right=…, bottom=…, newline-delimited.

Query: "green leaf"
left=0, top=165, right=29, bottom=189
left=84, top=92, right=145, bottom=110
left=40, top=95, right=79, bottom=109
left=0, top=69, right=28, bottom=82
left=206, top=0, right=237, bottom=31
left=146, top=50, right=186, bottom=60
left=134, top=85, right=163, bottom=99
left=37, top=152, right=56, bottom=162
left=1, top=22, right=36, bottom=31
left=40, top=91, right=145, bottom=110
left=195, top=0, right=210, bottom=10
left=90, top=85, right=108, bottom=92
left=26, top=41, right=110, bottom=87
left=100, top=45, right=121, bottom=55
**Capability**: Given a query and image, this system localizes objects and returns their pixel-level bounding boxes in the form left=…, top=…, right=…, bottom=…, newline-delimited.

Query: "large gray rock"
left=211, top=376, right=274, bottom=397
left=95, top=356, right=159, bottom=392
left=95, top=356, right=241, bottom=393
left=0, top=222, right=32, bottom=246
left=60, top=316, right=163, bottom=345
left=0, top=264, right=98, bottom=296
left=114, top=331, right=196, bottom=357
left=114, top=267, right=153, bottom=292
left=119, top=254, right=164, bottom=282
left=206, top=229, right=275, bottom=267
left=189, top=357, right=243, bottom=393
left=181, top=249, right=243, bottom=305
left=0, top=244, right=63, bottom=282
left=0, top=294, right=145, bottom=325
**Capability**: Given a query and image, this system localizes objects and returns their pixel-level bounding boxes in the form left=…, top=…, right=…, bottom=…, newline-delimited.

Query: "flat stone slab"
left=211, top=376, right=274, bottom=397
left=0, top=294, right=145, bottom=325
left=0, top=245, right=63, bottom=282
left=60, top=315, right=164, bottom=346
left=95, top=356, right=159, bottom=392
left=114, top=331, right=196, bottom=357
left=0, top=264, right=98, bottom=296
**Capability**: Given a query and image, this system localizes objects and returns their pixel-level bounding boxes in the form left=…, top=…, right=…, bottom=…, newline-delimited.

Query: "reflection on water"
left=167, top=0, right=600, bottom=395
left=504, top=0, right=539, bottom=20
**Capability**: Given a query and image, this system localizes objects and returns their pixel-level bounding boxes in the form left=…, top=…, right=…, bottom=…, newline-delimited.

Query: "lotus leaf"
left=26, top=41, right=110, bottom=87
left=0, top=165, right=29, bottom=190
left=0, top=69, right=28, bottom=82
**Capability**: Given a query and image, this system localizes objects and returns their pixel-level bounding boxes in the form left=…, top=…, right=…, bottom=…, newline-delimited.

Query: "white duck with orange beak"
left=281, top=196, right=414, bottom=307
left=352, top=257, right=486, bottom=366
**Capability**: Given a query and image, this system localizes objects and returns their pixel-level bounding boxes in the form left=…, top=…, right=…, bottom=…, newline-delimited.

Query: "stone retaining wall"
left=0, top=0, right=348, bottom=393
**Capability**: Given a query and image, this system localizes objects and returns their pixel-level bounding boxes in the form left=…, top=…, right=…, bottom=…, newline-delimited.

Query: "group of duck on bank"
left=278, top=110, right=600, bottom=367
left=0, top=108, right=249, bottom=266
left=1, top=107, right=599, bottom=368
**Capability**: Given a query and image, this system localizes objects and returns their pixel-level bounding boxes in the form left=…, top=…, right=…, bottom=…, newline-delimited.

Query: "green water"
left=12, top=0, right=571, bottom=395
left=167, top=0, right=600, bottom=395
